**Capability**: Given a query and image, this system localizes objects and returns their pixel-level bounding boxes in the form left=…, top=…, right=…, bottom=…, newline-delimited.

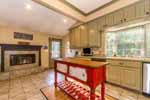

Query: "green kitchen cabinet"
left=123, top=4, right=136, bottom=22
left=80, top=24, right=89, bottom=48
left=97, top=16, right=106, bottom=31
left=88, top=20, right=101, bottom=48
left=113, top=9, right=124, bottom=25
left=135, top=0, right=150, bottom=19
left=74, top=27, right=81, bottom=48
left=105, top=13, right=114, bottom=27
left=69, top=29, right=76, bottom=49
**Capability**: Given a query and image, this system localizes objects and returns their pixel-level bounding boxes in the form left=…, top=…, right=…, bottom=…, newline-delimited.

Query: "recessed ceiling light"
left=63, top=19, right=67, bottom=23
left=25, top=4, right=32, bottom=10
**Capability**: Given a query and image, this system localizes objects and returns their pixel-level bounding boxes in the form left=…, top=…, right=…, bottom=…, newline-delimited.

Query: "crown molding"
left=59, top=0, right=119, bottom=16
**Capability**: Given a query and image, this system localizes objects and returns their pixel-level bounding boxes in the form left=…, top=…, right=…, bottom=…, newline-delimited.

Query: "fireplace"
left=0, top=44, right=42, bottom=72
left=10, top=54, right=36, bottom=66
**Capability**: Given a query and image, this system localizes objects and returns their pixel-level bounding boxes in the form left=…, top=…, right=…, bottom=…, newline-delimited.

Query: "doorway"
left=49, top=38, right=62, bottom=68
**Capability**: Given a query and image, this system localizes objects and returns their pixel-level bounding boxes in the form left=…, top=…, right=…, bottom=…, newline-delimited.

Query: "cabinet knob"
left=146, top=12, right=150, bottom=15
left=120, top=20, right=123, bottom=23
left=119, top=62, right=123, bottom=65
left=124, top=18, right=127, bottom=21
left=82, top=73, right=85, bottom=77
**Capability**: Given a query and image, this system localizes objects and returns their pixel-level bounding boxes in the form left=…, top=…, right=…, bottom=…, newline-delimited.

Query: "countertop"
left=75, top=56, right=150, bottom=62
left=55, top=58, right=108, bottom=68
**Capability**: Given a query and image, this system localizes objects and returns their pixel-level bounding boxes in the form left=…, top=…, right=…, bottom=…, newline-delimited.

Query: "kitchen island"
left=54, top=58, right=108, bottom=100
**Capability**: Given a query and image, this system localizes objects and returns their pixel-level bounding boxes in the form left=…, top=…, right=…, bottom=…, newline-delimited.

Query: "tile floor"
left=0, top=69, right=149, bottom=100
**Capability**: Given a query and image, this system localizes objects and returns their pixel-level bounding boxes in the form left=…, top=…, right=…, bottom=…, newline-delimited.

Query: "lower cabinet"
left=121, top=67, right=141, bottom=90
left=106, top=60, right=142, bottom=91
left=106, top=65, right=121, bottom=85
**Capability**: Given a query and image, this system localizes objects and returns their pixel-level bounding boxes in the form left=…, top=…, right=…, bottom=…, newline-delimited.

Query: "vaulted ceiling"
left=0, top=0, right=140, bottom=36
left=0, top=0, right=76, bottom=36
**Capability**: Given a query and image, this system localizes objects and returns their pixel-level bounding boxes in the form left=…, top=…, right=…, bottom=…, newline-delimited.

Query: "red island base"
left=54, top=58, right=108, bottom=100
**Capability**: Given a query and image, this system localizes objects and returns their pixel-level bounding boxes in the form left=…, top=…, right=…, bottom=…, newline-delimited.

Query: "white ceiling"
left=0, top=0, right=76, bottom=36
left=66, top=0, right=113, bottom=13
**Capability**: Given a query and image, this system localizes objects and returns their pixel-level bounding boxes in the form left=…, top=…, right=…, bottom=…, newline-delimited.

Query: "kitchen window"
left=106, top=24, right=150, bottom=57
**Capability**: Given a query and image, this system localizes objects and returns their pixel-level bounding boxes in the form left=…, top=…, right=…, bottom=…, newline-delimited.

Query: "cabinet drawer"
left=107, top=60, right=124, bottom=66
left=69, top=66, right=87, bottom=82
left=57, top=63, right=68, bottom=73
left=107, top=60, right=141, bottom=68
left=124, top=61, right=141, bottom=68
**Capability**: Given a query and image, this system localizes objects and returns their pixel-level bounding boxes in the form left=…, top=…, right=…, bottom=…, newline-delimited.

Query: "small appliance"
left=83, top=48, right=93, bottom=56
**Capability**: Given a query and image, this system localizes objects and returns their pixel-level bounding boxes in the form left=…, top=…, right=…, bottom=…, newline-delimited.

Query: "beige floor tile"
left=9, top=88, right=24, bottom=98
left=0, top=69, right=149, bottom=100
left=119, top=89, right=139, bottom=100
left=0, top=94, right=9, bottom=100
left=27, top=93, right=46, bottom=100
left=25, top=89, right=40, bottom=99
left=138, top=94, right=150, bottom=100
left=9, top=93, right=26, bottom=100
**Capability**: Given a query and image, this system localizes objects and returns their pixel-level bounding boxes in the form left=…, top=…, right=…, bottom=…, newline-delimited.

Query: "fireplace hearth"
left=10, top=54, right=36, bottom=66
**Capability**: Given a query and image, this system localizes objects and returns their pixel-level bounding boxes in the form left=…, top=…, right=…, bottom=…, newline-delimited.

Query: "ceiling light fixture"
left=25, top=4, right=32, bottom=10
left=63, top=19, right=67, bottom=23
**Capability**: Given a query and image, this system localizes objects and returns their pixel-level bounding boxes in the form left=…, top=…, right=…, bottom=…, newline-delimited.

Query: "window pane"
left=106, top=26, right=145, bottom=57
left=51, top=41, right=61, bottom=58
left=146, top=24, right=150, bottom=57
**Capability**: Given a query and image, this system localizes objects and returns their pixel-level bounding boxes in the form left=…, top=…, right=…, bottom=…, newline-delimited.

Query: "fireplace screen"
left=10, top=54, right=36, bottom=66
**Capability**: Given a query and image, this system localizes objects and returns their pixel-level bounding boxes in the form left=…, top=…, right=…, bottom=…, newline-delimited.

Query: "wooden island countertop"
left=55, top=58, right=109, bottom=68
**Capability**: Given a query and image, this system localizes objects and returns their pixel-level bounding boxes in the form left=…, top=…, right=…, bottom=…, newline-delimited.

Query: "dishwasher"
left=143, top=62, right=150, bottom=96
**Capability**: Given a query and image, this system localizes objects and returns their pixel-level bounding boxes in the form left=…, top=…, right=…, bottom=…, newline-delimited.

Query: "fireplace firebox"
left=10, top=54, right=36, bottom=66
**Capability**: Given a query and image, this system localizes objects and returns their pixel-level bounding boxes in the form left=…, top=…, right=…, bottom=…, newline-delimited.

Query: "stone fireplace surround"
left=4, top=51, right=39, bottom=71
left=0, top=44, right=42, bottom=79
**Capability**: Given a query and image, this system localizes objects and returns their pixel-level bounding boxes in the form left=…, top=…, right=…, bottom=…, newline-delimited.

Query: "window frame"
left=105, top=25, right=148, bottom=57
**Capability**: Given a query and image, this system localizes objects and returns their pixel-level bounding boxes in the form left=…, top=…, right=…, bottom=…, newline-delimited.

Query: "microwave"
left=83, top=48, right=93, bottom=56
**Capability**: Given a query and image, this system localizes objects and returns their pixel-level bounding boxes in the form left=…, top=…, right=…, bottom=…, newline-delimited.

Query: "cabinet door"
left=113, top=9, right=124, bottom=25
left=135, top=0, right=150, bottom=19
left=97, top=16, right=106, bottom=31
left=80, top=24, right=89, bottom=48
left=88, top=20, right=99, bottom=47
left=69, top=29, right=75, bottom=49
left=123, top=4, right=136, bottom=22
left=135, top=0, right=146, bottom=18
left=105, top=13, right=114, bottom=27
left=121, top=68, right=141, bottom=90
left=106, top=65, right=121, bottom=85
left=74, top=27, right=81, bottom=48
left=145, top=0, right=150, bottom=16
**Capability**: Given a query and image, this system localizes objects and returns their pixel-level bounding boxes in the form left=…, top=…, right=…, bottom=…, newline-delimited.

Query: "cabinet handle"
left=124, top=18, right=127, bottom=21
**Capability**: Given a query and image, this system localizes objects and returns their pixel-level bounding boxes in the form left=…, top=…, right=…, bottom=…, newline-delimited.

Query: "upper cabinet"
left=69, top=0, right=150, bottom=49
left=69, top=29, right=75, bottom=49
left=74, top=27, right=81, bottom=48
left=88, top=20, right=101, bottom=48
left=97, top=16, right=106, bottom=31
left=135, top=0, right=150, bottom=19
left=80, top=24, right=89, bottom=48
left=113, top=9, right=124, bottom=25
left=145, top=0, right=150, bottom=15
left=105, top=13, right=114, bottom=27
left=69, top=27, right=81, bottom=49
left=123, top=4, right=136, bottom=22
